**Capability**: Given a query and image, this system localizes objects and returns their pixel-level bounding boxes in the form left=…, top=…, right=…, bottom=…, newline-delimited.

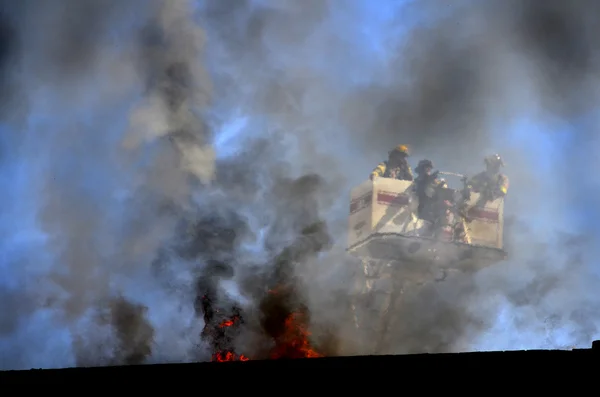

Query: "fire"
left=270, top=311, right=323, bottom=359
left=202, top=285, right=324, bottom=362
left=265, top=287, right=323, bottom=360
left=219, top=316, right=240, bottom=328
left=212, top=351, right=250, bottom=362
left=210, top=315, right=249, bottom=362
left=200, top=294, right=250, bottom=363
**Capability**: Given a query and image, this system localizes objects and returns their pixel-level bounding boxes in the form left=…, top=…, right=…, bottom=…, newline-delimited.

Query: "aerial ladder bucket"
left=346, top=176, right=507, bottom=275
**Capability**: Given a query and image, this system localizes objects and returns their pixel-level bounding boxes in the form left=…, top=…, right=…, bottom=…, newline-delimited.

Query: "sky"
left=1, top=0, right=600, bottom=369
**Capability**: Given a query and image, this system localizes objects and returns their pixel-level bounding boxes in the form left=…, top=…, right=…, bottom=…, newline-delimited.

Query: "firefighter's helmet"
left=389, top=144, right=410, bottom=157
left=484, top=154, right=504, bottom=168
left=415, top=159, right=434, bottom=173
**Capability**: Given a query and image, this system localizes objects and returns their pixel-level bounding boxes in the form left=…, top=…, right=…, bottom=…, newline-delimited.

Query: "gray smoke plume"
left=74, top=296, right=154, bottom=367
left=196, top=0, right=600, bottom=354
left=1, top=0, right=600, bottom=370
left=0, top=0, right=214, bottom=368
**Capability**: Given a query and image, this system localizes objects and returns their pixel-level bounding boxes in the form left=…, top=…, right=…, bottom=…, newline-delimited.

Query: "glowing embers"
left=211, top=315, right=250, bottom=362
left=200, top=294, right=250, bottom=363
left=219, top=316, right=240, bottom=329
left=212, top=351, right=250, bottom=362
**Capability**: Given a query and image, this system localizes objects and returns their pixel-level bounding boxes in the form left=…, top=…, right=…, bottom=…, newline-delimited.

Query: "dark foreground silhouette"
left=2, top=340, right=599, bottom=384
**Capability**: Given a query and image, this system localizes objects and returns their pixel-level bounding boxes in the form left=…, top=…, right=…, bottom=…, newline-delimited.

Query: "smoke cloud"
left=1, top=0, right=600, bottom=369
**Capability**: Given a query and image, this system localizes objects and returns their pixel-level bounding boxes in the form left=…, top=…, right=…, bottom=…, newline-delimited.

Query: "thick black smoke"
left=2, top=0, right=600, bottom=370
left=0, top=0, right=216, bottom=368
left=196, top=0, right=600, bottom=354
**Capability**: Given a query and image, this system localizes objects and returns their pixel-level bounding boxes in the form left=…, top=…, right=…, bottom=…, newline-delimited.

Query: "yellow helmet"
left=390, top=144, right=410, bottom=157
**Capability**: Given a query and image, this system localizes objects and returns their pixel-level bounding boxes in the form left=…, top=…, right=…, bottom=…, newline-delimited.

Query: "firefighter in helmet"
left=413, top=159, right=442, bottom=222
left=413, top=161, right=463, bottom=241
left=370, top=145, right=414, bottom=182
left=434, top=177, right=456, bottom=241
left=467, top=154, right=509, bottom=203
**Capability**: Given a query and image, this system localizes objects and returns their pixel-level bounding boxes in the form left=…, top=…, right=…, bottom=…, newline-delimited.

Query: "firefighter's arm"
left=405, top=166, right=414, bottom=181
left=466, top=173, right=481, bottom=192
left=370, top=162, right=386, bottom=180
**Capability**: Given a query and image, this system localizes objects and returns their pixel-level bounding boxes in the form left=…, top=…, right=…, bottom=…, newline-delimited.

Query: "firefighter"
left=369, top=145, right=414, bottom=181
left=414, top=164, right=461, bottom=241
left=467, top=154, right=509, bottom=203
left=434, top=178, right=455, bottom=240
left=430, top=177, right=461, bottom=241
left=413, top=159, right=441, bottom=222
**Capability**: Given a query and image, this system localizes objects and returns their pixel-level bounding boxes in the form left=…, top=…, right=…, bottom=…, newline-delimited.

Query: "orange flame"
left=219, top=315, right=240, bottom=328
left=209, top=285, right=323, bottom=362
left=209, top=314, right=249, bottom=362
left=270, top=312, right=323, bottom=359
left=212, top=351, right=250, bottom=362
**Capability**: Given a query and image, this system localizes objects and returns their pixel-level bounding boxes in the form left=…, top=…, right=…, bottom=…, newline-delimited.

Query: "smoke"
left=195, top=0, right=600, bottom=354
left=1, top=0, right=600, bottom=370
left=0, top=0, right=212, bottom=369
left=73, top=296, right=155, bottom=367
